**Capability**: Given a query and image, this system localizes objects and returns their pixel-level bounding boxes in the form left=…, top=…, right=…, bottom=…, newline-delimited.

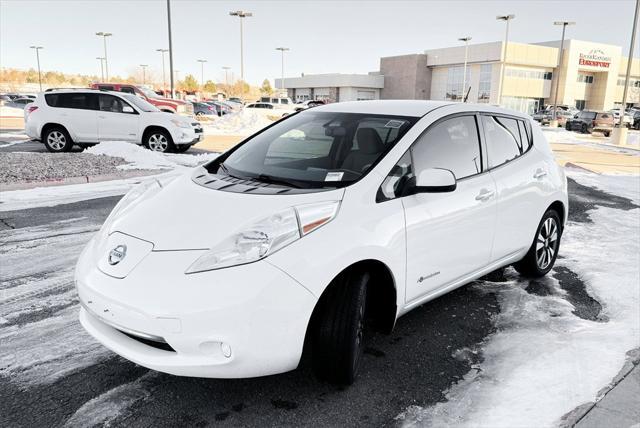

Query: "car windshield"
left=206, top=111, right=417, bottom=189
left=580, top=112, right=597, bottom=119
left=139, top=87, right=161, bottom=99
left=122, top=94, right=160, bottom=112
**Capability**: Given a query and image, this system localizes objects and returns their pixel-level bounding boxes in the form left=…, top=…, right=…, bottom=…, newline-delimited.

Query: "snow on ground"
left=202, top=109, right=274, bottom=136
left=86, top=141, right=218, bottom=170
left=542, top=127, right=640, bottom=149
left=0, top=218, right=111, bottom=386
left=397, top=171, right=640, bottom=428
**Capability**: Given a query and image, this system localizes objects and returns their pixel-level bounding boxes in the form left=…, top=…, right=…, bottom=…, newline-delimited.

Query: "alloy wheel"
left=536, top=217, right=558, bottom=270
left=148, top=134, right=168, bottom=152
left=47, top=131, right=66, bottom=151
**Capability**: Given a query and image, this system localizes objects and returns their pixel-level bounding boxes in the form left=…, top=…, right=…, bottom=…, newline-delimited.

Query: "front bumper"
left=75, top=238, right=317, bottom=378
left=172, top=122, right=204, bottom=145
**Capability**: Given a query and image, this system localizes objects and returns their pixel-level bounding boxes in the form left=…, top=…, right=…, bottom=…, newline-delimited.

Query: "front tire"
left=581, top=123, right=588, bottom=133
left=514, top=209, right=562, bottom=277
left=144, top=130, right=174, bottom=153
left=43, top=127, right=73, bottom=153
left=604, top=131, right=611, bottom=137
left=311, top=270, right=369, bottom=385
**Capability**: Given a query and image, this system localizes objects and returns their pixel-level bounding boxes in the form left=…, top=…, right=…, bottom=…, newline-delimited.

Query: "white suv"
left=24, top=89, right=203, bottom=153
left=75, top=100, right=568, bottom=384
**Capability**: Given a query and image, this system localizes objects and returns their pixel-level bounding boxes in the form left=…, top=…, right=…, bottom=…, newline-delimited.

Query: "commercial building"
left=380, top=39, right=640, bottom=114
left=274, top=73, right=384, bottom=103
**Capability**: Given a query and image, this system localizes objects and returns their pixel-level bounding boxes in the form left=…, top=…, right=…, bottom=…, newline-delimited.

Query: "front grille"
left=121, top=330, right=176, bottom=352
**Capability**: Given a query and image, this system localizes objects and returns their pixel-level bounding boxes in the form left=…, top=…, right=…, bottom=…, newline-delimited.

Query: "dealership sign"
left=578, top=49, right=612, bottom=68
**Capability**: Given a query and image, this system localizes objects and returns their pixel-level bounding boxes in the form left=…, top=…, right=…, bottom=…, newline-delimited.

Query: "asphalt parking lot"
left=1, top=176, right=636, bottom=427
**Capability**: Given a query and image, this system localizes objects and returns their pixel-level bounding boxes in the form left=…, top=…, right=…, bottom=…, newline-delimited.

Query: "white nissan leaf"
left=76, top=100, right=568, bottom=384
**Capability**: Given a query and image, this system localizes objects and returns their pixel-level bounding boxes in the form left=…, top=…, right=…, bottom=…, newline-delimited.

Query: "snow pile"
left=397, top=171, right=640, bottom=428
left=86, top=141, right=218, bottom=170
left=202, top=109, right=273, bottom=136
left=541, top=128, right=585, bottom=144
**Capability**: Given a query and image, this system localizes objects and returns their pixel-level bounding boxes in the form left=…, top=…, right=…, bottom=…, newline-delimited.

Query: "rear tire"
left=311, top=270, right=369, bottom=385
left=581, top=123, right=588, bottom=133
left=604, top=131, right=611, bottom=137
left=144, top=129, right=174, bottom=153
left=514, top=209, right=562, bottom=277
left=43, top=127, right=73, bottom=153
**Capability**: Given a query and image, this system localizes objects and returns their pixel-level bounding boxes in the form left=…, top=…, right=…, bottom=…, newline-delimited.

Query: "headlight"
left=185, top=201, right=341, bottom=274
left=170, top=118, right=191, bottom=128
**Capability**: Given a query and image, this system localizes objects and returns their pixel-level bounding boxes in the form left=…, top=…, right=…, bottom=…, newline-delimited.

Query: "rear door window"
left=482, top=115, right=522, bottom=168
left=99, top=94, right=132, bottom=113
left=48, top=93, right=98, bottom=110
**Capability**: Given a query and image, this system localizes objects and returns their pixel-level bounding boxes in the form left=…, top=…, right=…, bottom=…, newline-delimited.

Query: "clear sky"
left=1, top=0, right=638, bottom=86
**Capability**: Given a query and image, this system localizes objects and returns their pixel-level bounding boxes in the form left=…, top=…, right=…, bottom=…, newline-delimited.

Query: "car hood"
left=108, top=172, right=345, bottom=250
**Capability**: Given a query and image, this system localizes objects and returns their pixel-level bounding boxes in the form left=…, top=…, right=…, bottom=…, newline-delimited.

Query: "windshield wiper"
left=253, top=174, right=301, bottom=188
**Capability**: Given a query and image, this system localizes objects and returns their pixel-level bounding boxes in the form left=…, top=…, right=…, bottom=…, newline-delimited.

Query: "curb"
left=0, top=169, right=163, bottom=192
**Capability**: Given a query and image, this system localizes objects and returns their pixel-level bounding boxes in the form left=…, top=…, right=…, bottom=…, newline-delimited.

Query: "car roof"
left=313, top=100, right=454, bottom=117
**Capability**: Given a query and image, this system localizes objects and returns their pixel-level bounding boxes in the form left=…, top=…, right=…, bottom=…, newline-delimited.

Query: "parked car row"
left=24, top=88, right=203, bottom=153
left=565, top=110, right=614, bottom=136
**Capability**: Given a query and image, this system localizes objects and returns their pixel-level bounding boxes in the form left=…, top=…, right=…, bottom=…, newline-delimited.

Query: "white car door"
left=401, top=114, right=497, bottom=304
left=481, top=115, right=549, bottom=260
left=97, top=94, right=140, bottom=142
left=52, top=92, right=99, bottom=142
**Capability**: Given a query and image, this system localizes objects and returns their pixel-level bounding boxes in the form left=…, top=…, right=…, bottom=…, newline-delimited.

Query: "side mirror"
left=122, top=105, right=135, bottom=114
left=412, top=168, right=457, bottom=193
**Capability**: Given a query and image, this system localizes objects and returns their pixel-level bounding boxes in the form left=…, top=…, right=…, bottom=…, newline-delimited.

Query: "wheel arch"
left=304, top=259, right=398, bottom=349
left=547, top=200, right=566, bottom=228
left=41, top=122, right=73, bottom=142
left=142, top=125, right=174, bottom=145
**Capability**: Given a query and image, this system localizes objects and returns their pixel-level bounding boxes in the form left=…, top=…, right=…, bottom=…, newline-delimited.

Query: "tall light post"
left=156, top=48, right=169, bottom=96
left=30, top=46, right=44, bottom=91
left=139, top=64, right=148, bottom=85
left=550, top=21, right=575, bottom=127
left=197, top=59, right=207, bottom=93
left=229, top=10, right=253, bottom=90
left=96, top=57, right=105, bottom=81
left=458, top=37, right=471, bottom=102
left=166, top=0, right=175, bottom=98
left=613, top=0, right=639, bottom=145
left=496, top=14, right=515, bottom=105
left=95, top=32, right=112, bottom=81
left=275, top=47, right=290, bottom=95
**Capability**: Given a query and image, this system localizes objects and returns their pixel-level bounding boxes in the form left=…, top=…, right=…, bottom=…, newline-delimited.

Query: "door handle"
left=533, top=169, right=547, bottom=179
left=475, top=189, right=495, bottom=201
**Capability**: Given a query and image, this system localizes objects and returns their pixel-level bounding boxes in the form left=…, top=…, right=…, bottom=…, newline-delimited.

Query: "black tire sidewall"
left=517, top=209, right=562, bottom=277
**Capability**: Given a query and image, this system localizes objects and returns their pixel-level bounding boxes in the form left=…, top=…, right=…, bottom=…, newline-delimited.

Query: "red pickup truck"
left=90, top=82, right=194, bottom=116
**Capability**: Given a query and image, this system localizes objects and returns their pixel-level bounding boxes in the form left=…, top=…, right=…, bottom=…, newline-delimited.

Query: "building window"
left=618, top=77, right=640, bottom=87
left=577, top=74, right=594, bottom=84
left=501, top=96, right=542, bottom=115
left=446, top=65, right=471, bottom=101
left=505, top=68, right=552, bottom=80
left=575, top=100, right=586, bottom=110
left=477, top=64, right=492, bottom=103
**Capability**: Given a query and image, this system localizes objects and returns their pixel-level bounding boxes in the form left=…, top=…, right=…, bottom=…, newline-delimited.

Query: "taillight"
left=592, top=120, right=596, bottom=126
left=27, top=106, right=38, bottom=114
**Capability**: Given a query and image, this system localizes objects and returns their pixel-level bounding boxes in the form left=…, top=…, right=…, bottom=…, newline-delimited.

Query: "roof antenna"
left=463, top=86, right=472, bottom=103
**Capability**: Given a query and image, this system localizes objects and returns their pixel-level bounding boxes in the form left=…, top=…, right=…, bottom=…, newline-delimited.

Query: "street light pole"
left=95, top=32, right=112, bottom=81
left=496, top=14, right=515, bottom=106
left=230, top=10, right=253, bottom=96
left=613, top=0, right=639, bottom=145
left=140, top=64, right=148, bottom=85
left=197, top=59, right=207, bottom=94
left=156, top=49, right=168, bottom=96
left=166, top=0, right=175, bottom=98
left=458, top=37, right=471, bottom=102
left=551, top=21, right=575, bottom=127
left=96, top=57, right=105, bottom=81
left=30, top=46, right=44, bottom=91
left=275, top=47, right=290, bottom=95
